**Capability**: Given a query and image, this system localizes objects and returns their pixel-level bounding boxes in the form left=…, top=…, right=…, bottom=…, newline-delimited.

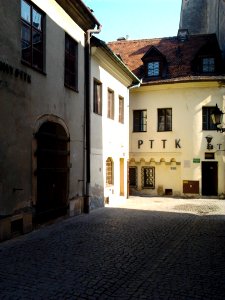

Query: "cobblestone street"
left=0, top=197, right=225, bottom=299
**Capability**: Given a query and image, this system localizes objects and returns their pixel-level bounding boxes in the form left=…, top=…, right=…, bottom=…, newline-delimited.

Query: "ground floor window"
left=129, top=167, right=137, bottom=187
left=106, top=157, right=114, bottom=185
left=141, top=167, right=155, bottom=189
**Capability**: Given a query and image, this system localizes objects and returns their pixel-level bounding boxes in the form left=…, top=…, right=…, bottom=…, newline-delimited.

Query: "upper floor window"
left=119, top=96, right=124, bottom=124
left=21, top=0, right=44, bottom=71
left=158, top=108, right=172, bottom=132
left=93, top=79, right=102, bottom=115
left=65, top=34, right=78, bottom=91
left=202, top=57, right=215, bottom=73
left=107, top=89, right=114, bottom=120
left=147, top=61, right=160, bottom=77
left=202, top=107, right=218, bottom=130
left=133, top=110, right=147, bottom=132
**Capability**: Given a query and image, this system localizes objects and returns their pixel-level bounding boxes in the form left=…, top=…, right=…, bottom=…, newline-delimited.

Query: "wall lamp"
left=211, top=104, right=225, bottom=132
left=205, top=135, right=213, bottom=150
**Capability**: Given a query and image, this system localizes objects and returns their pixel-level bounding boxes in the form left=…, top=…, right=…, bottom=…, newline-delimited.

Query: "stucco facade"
left=0, top=0, right=100, bottom=240
left=90, top=37, right=139, bottom=207
left=129, top=81, right=225, bottom=197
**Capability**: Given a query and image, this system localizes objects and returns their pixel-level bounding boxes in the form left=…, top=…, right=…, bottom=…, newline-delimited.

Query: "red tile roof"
left=108, top=34, right=223, bottom=83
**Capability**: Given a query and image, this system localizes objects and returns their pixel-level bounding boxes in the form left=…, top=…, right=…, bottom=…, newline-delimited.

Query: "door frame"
left=32, top=115, right=70, bottom=219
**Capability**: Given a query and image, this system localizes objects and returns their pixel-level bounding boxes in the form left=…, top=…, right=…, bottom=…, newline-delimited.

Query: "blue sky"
left=83, top=0, right=182, bottom=42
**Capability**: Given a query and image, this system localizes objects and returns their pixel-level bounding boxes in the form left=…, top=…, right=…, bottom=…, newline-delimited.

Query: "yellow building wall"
left=130, top=82, right=225, bottom=197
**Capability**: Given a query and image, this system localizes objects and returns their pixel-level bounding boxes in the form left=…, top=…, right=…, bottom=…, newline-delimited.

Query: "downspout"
left=84, top=25, right=102, bottom=213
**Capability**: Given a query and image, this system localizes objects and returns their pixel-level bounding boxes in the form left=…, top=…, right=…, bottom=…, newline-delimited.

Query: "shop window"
left=65, top=33, right=78, bottom=91
left=141, top=167, right=155, bottom=189
left=158, top=108, right=172, bottom=132
left=93, top=79, right=102, bottom=115
left=21, top=0, right=44, bottom=71
left=133, top=110, right=147, bottom=132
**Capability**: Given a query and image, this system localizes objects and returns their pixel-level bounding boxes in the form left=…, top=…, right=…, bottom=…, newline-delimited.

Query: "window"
left=106, top=157, right=113, bottom=185
left=133, top=110, right=147, bottom=132
left=65, top=34, right=78, bottom=91
left=158, top=108, right=172, bottom=132
left=202, top=58, right=215, bottom=73
left=107, top=89, right=114, bottom=119
left=202, top=107, right=218, bottom=130
left=21, top=0, right=44, bottom=70
left=141, top=167, right=155, bottom=189
left=147, top=61, right=160, bottom=77
left=93, top=79, right=102, bottom=115
left=129, top=167, right=137, bottom=187
left=119, top=96, right=124, bottom=123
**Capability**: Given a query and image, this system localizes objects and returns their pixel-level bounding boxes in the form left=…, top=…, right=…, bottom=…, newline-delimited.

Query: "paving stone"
left=0, top=197, right=225, bottom=299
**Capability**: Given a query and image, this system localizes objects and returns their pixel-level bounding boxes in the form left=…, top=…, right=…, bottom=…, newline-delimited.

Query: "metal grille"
left=141, top=167, right=155, bottom=189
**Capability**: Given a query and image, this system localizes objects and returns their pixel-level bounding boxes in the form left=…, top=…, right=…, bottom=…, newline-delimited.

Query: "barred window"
left=141, top=167, right=155, bottom=189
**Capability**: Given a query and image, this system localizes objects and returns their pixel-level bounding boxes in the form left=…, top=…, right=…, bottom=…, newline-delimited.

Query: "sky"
left=83, top=0, right=182, bottom=42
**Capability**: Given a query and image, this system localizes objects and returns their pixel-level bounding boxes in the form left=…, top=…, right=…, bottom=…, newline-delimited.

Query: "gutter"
left=84, top=25, right=102, bottom=213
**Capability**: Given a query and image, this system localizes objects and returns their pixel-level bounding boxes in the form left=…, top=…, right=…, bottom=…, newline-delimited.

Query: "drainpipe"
left=84, top=25, right=102, bottom=213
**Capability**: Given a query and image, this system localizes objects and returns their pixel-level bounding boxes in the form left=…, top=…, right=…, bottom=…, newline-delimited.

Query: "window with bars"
left=119, top=96, right=124, bottom=124
left=65, top=33, right=78, bottom=91
left=129, top=167, right=137, bottom=187
left=141, top=167, right=155, bottom=189
left=202, top=107, right=218, bottom=130
left=158, top=108, right=172, bottom=132
left=93, top=79, right=102, bottom=115
left=133, top=110, right=147, bottom=132
left=106, top=157, right=114, bottom=185
left=21, top=0, right=44, bottom=71
left=107, top=89, right=114, bottom=120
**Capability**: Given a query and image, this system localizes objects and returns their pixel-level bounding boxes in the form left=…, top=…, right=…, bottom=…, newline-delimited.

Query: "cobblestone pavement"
left=1, top=197, right=225, bottom=299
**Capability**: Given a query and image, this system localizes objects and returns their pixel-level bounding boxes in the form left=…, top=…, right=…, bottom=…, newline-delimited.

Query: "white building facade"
left=0, top=0, right=100, bottom=241
left=90, top=37, right=139, bottom=207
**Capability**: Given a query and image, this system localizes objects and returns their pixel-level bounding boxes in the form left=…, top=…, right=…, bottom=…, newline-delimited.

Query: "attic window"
left=202, top=57, right=215, bottom=73
left=147, top=61, right=160, bottom=77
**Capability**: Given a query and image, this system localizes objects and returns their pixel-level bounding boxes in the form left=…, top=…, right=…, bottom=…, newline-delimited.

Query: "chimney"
left=177, top=29, right=189, bottom=42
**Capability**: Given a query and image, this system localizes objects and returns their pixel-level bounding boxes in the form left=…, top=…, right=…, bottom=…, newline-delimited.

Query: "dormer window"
left=147, top=61, right=160, bottom=77
left=202, top=57, right=215, bottom=73
left=142, top=46, right=167, bottom=80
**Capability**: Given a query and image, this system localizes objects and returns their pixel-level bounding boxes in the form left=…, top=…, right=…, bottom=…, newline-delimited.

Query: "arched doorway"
left=35, top=121, right=70, bottom=222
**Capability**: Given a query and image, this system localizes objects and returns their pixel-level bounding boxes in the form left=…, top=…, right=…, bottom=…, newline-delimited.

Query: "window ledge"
left=21, top=60, right=46, bottom=76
